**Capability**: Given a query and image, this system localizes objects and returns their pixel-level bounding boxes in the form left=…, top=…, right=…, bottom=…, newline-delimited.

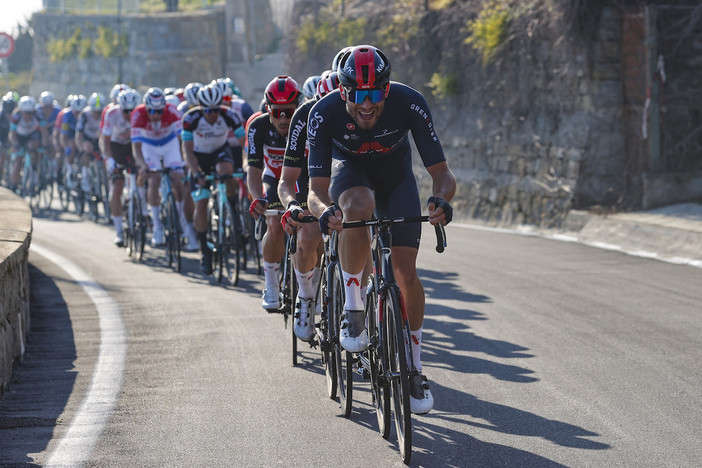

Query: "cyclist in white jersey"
left=182, top=83, right=245, bottom=272
left=76, top=92, right=105, bottom=192
left=9, top=96, right=49, bottom=189
left=102, top=88, right=140, bottom=247
left=131, top=87, right=187, bottom=247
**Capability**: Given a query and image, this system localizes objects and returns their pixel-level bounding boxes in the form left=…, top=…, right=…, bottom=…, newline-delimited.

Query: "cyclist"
left=307, top=45, right=456, bottom=415
left=247, top=75, right=302, bottom=311
left=102, top=88, right=140, bottom=247
left=279, top=72, right=340, bottom=341
left=301, top=75, right=322, bottom=102
left=131, top=87, right=187, bottom=248
left=178, top=82, right=202, bottom=115
left=0, top=94, right=16, bottom=186
left=60, top=94, right=87, bottom=188
left=75, top=92, right=106, bottom=193
left=181, top=83, right=245, bottom=273
left=9, top=96, right=49, bottom=190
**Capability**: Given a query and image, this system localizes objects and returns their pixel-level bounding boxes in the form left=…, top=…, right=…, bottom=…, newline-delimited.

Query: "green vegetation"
left=2, top=71, right=32, bottom=96
left=42, top=0, right=224, bottom=14
left=465, top=1, right=510, bottom=65
left=296, top=16, right=367, bottom=55
left=427, top=72, right=459, bottom=99
left=47, top=23, right=128, bottom=62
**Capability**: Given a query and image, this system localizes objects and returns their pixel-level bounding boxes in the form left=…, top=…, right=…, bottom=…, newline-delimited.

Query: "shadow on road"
left=0, top=264, right=77, bottom=465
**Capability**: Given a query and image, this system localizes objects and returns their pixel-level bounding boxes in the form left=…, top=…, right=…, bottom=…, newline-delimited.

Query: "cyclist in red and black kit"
left=247, top=75, right=302, bottom=311
left=307, top=45, right=456, bottom=415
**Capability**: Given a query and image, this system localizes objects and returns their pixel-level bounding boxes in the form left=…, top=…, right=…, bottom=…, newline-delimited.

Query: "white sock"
left=150, top=205, right=162, bottom=231
left=411, top=328, right=423, bottom=373
left=263, top=261, right=279, bottom=290
left=342, top=270, right=364, bottom=311
left=295, top=268, right=316, bottom=299
left=112, top=215, right=122, bottom=234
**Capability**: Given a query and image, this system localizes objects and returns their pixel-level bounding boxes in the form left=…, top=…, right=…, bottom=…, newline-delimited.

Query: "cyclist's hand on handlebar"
left=319, top=204, right=343, bottom=235
left=428, top=196, right=453, bottom=226
left=249, top=198, right=268, bottom=219
left=281, top=201, right=304, bottom=234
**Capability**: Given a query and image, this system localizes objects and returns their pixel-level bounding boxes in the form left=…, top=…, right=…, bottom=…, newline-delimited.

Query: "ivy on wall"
left=47, top=23, right=128, bottom=62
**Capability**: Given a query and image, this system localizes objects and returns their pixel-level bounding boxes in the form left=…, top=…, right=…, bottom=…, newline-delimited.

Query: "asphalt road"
left=1, top=207, right=701, bottom=467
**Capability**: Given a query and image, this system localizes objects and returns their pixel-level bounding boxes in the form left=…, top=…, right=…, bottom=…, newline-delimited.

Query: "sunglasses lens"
left=270, top=107, right=296, bottom=119
left=346, top=87, right=386, bottom=103
left=204, top=108, right=218, bottom=114
left=149, top=109, right=163, bottom=114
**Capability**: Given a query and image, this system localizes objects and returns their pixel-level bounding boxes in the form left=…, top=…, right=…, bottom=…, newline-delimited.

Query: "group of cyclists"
left=0, top=44, right=456, bottom=417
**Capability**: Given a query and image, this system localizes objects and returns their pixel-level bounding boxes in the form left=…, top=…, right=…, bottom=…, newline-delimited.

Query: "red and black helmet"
left=337, top=45, right=391, bottom=90
left=264, top=75, right=301, bottom=106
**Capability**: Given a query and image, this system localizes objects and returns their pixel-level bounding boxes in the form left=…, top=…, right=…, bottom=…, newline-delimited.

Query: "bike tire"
left=331, top=262, right=353, bottom=418
left=385, top=286, right=412, bottom=463
left=289, top=251, right=299, bottom=366
left=98, top=162, right=111, bottom=222
left=319, top=261, right=338, bottom=399
left=367, top=274, right=391, bottom=439
left=207, top=201, right=221, bottom=281
left=164, top=192, right=181, bottom=272
left=57, top=166, right=70, bottom=211
left=224, top=200, right=242, bottom=286
left=133, top=191, right=147, bottom=262
left=40, top=159, right=54, bottom=210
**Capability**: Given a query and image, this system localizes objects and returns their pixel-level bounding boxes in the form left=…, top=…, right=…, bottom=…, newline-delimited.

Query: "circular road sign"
left=0, top=32, right=15, bottom=59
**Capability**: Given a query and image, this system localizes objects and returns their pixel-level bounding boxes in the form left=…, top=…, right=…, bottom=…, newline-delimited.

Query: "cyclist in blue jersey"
left=60, top=94, right=87, bottom=187
left=307, top=45, right=456, bottom=415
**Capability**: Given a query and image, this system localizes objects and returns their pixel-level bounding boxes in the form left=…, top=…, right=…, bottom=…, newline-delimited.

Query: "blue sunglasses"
left=344, top=86, right=386, bottom=104
left=148, top=108, right=164, bottom=115
left=204, top=107, right=220, bottom=114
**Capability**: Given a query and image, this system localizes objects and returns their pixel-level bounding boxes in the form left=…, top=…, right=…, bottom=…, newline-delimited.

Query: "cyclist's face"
left=345, top=93, right=385, bottom=130
left=268, top=105, right=296, bottom=136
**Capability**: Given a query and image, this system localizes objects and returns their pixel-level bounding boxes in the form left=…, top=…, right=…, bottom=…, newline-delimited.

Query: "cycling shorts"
left=15, top=132, right=42, bottom=148
left=329, top=147, right=421, bottom=249
left=107, top=142, right=136, bottom=178
left=195, top=144, right=234, bottom=175
left=262, top=174, right=282, bottom=210
left=141, top=137, right=184, bottom=171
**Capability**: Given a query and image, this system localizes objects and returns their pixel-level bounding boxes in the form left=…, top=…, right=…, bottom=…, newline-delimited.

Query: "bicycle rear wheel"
left=367, top=274, right=391, bottom=439
left=163, top=192, right=181, bottom=272
left=223, top=200, right=241, bottom=286
left=331, top=262, right=353, bottom=418
left=132, top=191, right=147, bottom=262
left=385, top=286, right=412, bottom=463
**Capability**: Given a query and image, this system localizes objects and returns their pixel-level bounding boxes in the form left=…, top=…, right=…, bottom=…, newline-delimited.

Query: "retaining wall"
left=0, top=188, right=32, bottom=394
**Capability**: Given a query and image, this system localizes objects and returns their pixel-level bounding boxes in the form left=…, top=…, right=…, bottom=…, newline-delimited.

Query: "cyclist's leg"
left=261, top=175, right=285, bottom=310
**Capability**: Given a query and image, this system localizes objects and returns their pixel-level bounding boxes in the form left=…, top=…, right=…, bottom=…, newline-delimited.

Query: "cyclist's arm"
left=246, top=166, right=265, bottom=200
left=308, top=175, right=342, bottom=232
left=426, top=161, right=456, bottom=225
left=132, top=141, right=147, bottom=170
left=101, top=133, right=112, bottom=159
left=278, top=166, right=301, bottom=209
left=181, top=139, right=200, bottom=176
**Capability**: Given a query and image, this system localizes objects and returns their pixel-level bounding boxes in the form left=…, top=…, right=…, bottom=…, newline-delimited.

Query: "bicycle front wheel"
left=163, top=192, right=181, bottom=272
left=319, top=263, right=337, bottom=399
left=331, top=262, right=353, bottom=418
left=367, top=274, right=391, bottom=439
left=385, top=286, right=412, bottom=463
left=133, top=191, right=147, bottom=262
left=288, top=248, right=299, bottom=366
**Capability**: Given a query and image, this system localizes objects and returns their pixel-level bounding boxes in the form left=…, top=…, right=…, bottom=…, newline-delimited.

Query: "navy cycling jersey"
left=0, top=111, right=11, bottom=144
left=307, top=82, right=446, bottom=178
left=284, top=97, right=316, bottom=192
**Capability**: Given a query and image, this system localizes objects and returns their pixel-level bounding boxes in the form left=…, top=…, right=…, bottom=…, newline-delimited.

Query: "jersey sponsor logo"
left=346, top=278, right=360, bottom=287
left=288, top=118, right=306, bottom=152
left=247, top=127, right=257, bottom=154
left=346, top=123, right=355, bottom=130
left=410, top=103, right=438, bottom=142
left=307, top=111, right=324, bottom=146
left=343, top=134, right=359, bottom=140
left=376, top=128, right=398, bottom=138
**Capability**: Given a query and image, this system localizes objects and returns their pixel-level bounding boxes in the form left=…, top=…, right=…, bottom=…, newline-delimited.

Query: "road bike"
left=85, top=151, right=111, bottom=224
left=151, top=160, right=183, bottom=272
left=203, top=172, right=246, bottom=285
left=257, top=209, right=317, bottom=365
left=119, top=164, right=147, bottom=262
left=341, top=216, right=446, bottom=464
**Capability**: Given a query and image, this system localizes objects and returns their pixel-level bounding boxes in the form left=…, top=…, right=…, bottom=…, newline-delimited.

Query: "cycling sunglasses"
left=344, top=86, right=386, bottom=104
left=268, top=106, right=296, bottom=119
left=148, top=108, right=164, bottom=115
left=204, top=107, right=220, bottom=114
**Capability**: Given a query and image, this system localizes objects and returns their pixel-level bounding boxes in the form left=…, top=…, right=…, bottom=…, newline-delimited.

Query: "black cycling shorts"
left=329, top=147, right=421, bottom=249
left=262, top=174, right=282, bottom=210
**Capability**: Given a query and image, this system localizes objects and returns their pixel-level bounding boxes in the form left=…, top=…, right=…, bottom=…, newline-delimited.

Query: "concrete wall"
left=0, top=188, right=32, bottom=394
left=31, top=8, right=228, bottom=98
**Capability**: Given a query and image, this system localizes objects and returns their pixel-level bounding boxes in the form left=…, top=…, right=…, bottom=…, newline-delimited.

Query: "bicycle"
left=150, top=160, right=183, bottom=272
left=240, top=191, right=262, bottom=275
left=119, top=164, right=147, bottom=262
left=339, top=216, right=446, bottom=464
left=201, top=171, right=246, bottom=285
left=13, top=146, right=41, bottom=209
left=85, top=151, right=110, bottom=224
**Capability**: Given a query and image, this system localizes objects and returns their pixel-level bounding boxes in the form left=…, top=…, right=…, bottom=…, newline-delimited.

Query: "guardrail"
left=0, top=187, right=32, bottom=394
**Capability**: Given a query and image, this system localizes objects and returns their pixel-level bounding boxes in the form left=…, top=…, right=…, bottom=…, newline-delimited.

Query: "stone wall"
left=0, top=188, right=32, bottom=394
left=30, top=8, right=228, bottom=98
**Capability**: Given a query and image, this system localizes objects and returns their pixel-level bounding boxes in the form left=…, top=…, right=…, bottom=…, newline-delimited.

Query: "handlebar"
left=342, top=215, right=447, bottom=253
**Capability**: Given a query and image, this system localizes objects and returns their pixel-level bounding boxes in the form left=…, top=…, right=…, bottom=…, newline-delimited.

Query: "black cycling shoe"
left=200, top=250, right=213, bottom=274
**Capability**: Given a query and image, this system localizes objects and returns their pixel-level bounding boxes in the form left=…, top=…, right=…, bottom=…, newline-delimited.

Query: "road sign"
left=0, top=32, right=15, bottom=59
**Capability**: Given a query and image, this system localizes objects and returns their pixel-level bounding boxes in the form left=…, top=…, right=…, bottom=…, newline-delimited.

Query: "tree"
left=7, top=21, right=33, bottom=73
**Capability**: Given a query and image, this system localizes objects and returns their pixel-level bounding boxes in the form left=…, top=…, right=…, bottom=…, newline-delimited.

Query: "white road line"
left=32, top=244, right=127, bottom=468
left=451, top=222, right=702, bottom=269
